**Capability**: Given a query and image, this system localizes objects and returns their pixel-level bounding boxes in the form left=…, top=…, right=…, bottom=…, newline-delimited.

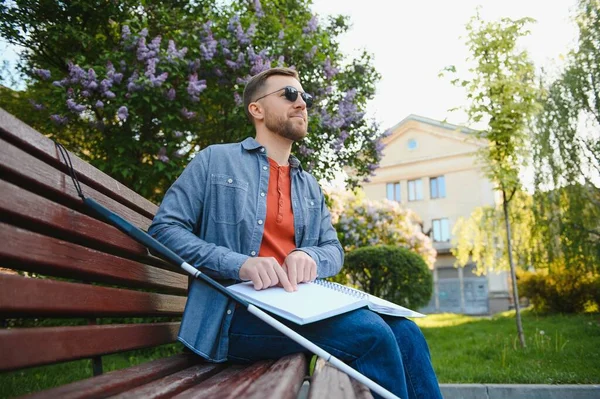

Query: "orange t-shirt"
left=258, top=158, right=296, bottom=265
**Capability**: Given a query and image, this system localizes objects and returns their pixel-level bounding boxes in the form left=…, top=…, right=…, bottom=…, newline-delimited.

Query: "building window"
left=432, top=218, right=450, bottom=242
left=407, top=139, right=418, bottom=150
left=430, top=176, right=446, bottom=199
left=386, top=182, right=401, bottom=202
left=408, top=179, right=423, bottom=201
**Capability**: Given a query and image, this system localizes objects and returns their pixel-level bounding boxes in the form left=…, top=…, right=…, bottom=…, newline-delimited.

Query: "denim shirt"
left=148, top=137, right=344, bottom=362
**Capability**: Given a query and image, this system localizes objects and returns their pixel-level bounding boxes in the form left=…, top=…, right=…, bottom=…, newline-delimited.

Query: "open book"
left=227, top=279, right=425, bottom=325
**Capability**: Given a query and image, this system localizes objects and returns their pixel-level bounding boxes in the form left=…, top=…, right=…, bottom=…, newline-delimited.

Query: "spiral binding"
left=313, top=280, right=368, bottom=300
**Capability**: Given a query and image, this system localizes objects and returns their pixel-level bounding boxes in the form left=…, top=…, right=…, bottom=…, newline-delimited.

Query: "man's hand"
left=282, top=251, right=317, bottom=290
left=239, top=257, right=294, bottom=292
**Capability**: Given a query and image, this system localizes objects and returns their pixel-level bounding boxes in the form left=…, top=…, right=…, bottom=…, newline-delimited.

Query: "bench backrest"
left=0, top=108, right=188, bottom=373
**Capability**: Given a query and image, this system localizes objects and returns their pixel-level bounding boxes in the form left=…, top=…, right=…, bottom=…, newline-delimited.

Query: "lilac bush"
left=326, top=188, right=437, bottom=268
left=16, top=0, right=384, bottom=202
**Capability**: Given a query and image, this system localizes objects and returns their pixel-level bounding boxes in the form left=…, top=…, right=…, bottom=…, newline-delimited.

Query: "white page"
left=228, top=281, right=365, bottom=323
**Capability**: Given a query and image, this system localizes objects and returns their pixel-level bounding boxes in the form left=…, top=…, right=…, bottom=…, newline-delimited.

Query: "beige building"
left=361, top=114, right=510, bottom=314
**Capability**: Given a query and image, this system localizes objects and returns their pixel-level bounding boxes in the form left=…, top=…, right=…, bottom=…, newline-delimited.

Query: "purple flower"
left=104, top=91, right=116, bottom=99
left=187, top=74, right=207, bottom=102
left=303, top=16, right=318, bottom=34
left=167, top=40, right=188, bottom=61
left=200, top=34, right=218, bottom=61
left=33, top=68, right=51, bottom=80
left=276, top=56, right=285, bottom=67
left=233, top=92, right=243, bottom=106
left=157, top=147, right=169, bottom=162
left=117, top=106, right=128, bottom=121
left=137, top=37, right=149, bottom=61
left=305, top=45, right=318, bottom=61
left=166, top=88, right=176, bottom=101
left=81, top=90, right=91, bottom=98
left=121, top=25, right=131, bottom=41
left=181, top=107, right=196, bottom=120
left=227, top=15, right=241, bottom=34
left=253, top=0, right=264, bottom=18
left=66, top=99, right=86, bottom=113
left=151, top=72, right=168, bottom=87
left=278, top=30, right=285, bottom=40
left=323, top=57, right=339, bottom=79
left=148, top=36, right=162, bottom=51
left=100, top=78, right=113, bottom=93
left=95, top=100, right=104, bottom=109
left=50, top=114, right=68, bottom=125
left=139, top=28, right=149, bottom=37
left=67, top=63, right=86, bottom=84
left=174, top=130, right=183, bottom=138
left=28, top=99, right=44, bottom=110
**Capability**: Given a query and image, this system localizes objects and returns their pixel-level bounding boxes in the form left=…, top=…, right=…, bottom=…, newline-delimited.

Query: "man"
left=149, top=67, right=442, bottom=399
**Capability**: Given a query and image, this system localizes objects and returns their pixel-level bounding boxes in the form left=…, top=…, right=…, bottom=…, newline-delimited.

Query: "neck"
left=255, top=128, right=293, bottom=166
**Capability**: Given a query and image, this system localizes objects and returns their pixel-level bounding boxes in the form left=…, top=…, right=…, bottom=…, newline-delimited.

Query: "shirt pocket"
left=210, top=174, right=249, bottom=225
left=304, top=196, right=321, bottom=243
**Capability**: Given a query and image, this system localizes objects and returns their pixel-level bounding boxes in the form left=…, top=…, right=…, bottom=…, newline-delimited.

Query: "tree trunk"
left=502, top=189, right=526, bottom=348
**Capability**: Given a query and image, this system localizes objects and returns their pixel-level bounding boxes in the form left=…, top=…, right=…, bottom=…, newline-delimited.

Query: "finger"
left=285, top=259, right=298, bottom=289
left=297, top=262, right=307, bottom=283
left=265, top=264, right=280, bottom=287
left=250, top=271, right=263, bottom=290
left=310, top=263, right=317, bottom=282
left=257, top=268, right=272, bottom=290
left=274, top=262, right=294, bottom=292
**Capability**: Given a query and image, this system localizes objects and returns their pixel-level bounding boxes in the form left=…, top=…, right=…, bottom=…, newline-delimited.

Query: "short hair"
left=243, top=67, right=300, bottom=121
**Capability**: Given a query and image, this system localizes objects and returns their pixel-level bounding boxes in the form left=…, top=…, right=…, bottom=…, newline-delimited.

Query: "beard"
left=264, top=111, right=307, bottom=142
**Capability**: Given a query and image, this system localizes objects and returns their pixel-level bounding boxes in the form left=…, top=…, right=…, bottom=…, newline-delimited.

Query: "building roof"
left=386, top=114, right=478, bottom=137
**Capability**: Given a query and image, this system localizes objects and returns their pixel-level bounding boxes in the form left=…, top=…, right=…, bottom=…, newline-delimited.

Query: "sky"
left=311, top=0, right=580, bottom=130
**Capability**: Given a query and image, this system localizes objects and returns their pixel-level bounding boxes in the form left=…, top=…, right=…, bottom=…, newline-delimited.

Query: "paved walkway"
left=440, top=383, right=600, bottom=399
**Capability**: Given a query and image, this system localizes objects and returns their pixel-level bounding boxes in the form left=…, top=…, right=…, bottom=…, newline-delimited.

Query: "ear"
left=248, top=102, right=264, bottom=122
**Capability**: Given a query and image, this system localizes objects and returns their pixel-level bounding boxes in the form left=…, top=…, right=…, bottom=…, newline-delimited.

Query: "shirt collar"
left=241, top=137, right=303, bottom=170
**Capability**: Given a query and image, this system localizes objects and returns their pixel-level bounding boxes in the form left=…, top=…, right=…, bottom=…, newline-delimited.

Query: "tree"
left=532, top=0, right=600, bottom=274
left=325, top=188, right=436, bottom=269
left=453, top=191, right=538, bottom=275
left=446, top=12, right=541, bottom=347
left=0, top=0, right=384, bottom=202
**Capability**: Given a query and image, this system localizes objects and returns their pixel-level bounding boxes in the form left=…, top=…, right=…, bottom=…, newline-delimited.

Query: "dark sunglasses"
left=253, top=86, right=313, bottom=108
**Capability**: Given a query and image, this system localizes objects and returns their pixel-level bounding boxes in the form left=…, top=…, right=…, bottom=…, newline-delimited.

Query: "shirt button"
left=251, top=251, right=256, bottom=256
left=227, top=309, right=232, bottom=315
left=260, top=147, right=265, bottom=152
left=310, top=201, right=315, bottom=205
left=263, top=165, right=268, bottom=171
left=227, top=178, right=233, bottom=184
left=258, top=219, right=263, bottom=225
left=260, top=192, right=265, bottom=197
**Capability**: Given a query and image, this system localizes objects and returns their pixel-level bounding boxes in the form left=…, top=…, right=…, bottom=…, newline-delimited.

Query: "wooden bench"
left=0, top=108, right=372, bottom=398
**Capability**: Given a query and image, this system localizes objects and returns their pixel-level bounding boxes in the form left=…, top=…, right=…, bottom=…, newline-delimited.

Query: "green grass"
left=0, top=343, right=184, bottom=398
left=416, top=310, right=600, bottom=384
left=2, top=311, right=598, bottom=397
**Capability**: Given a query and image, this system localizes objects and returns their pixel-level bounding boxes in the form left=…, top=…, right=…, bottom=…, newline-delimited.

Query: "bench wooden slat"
left=21, top=353, right=199, bottom=399
left=0, top=274, right=186, bottom=317
left=308, top=358, right=373, bottom=399
left=238, top=353, right=307, bottom=399
left=0, top=223, right=187, bottom=293
left=0, top=138, right=152, bottom=230
left=0, top=179, right=160, bottom=261
left=172, top=361, right=275, bottom=399
left=109, top=363, right=226, bottom=399
left=0, top=322, right=180, bottom=371
left=0, top=108, right=157, bottom=219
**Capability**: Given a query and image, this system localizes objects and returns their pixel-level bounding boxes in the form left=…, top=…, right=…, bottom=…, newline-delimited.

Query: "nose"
left=294, top=95, right=307, bottom=110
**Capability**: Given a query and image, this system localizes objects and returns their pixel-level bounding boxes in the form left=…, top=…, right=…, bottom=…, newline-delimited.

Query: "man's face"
left=257, top=75, right=309, bottom=142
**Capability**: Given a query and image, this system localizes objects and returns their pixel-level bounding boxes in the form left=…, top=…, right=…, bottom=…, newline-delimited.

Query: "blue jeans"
left=228, top=307, right=442, bottom=399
